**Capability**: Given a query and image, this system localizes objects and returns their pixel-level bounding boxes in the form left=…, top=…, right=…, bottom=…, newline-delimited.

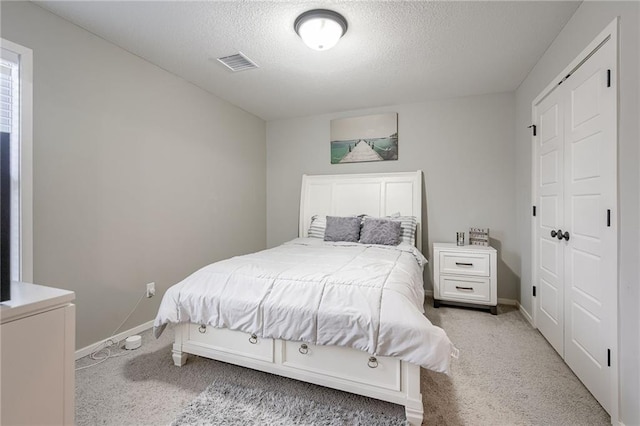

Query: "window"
left=1, top=39, right=32, bottom=283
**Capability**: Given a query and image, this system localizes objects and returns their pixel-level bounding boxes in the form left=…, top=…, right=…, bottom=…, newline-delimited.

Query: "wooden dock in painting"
left=339, top=140, right=383, bottom=163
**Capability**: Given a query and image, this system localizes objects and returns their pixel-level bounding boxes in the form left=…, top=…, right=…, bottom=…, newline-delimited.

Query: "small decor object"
left=469, top=227, right=490, bottom=246
left=125, top=335, right=142, bottom=350
left=330, top=113, right=398, bottom=164
left=456, top=232, right=465, bottom=246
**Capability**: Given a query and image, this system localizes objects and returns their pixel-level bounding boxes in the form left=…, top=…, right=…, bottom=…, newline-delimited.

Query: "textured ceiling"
left=35, top=1, right=581, bottom=121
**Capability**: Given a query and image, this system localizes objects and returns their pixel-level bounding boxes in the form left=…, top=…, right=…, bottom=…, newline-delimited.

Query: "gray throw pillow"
left=324, top=216, right=361, bottom=242
left=359, top=218, right=402, bottom=245
left=362, top=214, right=417, bottom=246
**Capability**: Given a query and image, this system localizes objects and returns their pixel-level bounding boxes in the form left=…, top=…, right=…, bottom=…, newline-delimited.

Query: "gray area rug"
left=171, top=380, right=406, bottom=426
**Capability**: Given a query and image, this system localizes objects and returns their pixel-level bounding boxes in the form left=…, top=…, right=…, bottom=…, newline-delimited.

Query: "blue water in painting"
left=330, top=136, right=398, bottom=164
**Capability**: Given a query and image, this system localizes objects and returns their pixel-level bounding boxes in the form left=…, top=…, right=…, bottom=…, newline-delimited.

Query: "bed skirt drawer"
left=440, top=252, right=490, bottom=277
left=186, top=324, right=274, bottom=363
left=440, top=275, right=491, bottom=303
left=282, top=341, right=401, bottom=391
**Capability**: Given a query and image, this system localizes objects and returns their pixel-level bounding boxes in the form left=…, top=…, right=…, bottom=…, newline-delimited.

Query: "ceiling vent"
left=216, top=52, right=259, bottom=72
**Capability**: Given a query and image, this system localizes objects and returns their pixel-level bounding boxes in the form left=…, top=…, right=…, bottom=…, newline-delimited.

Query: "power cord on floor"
left=75, top=290, right=147, bottom=371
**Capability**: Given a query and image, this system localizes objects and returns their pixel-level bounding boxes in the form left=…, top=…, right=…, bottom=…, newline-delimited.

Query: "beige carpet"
left=421, top=303, right=609, bottom=425
left=76, top=301, right=610, bottom=425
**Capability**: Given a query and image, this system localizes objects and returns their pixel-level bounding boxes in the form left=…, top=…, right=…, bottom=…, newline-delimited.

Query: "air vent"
left=216, top=52, right=258, bottom=72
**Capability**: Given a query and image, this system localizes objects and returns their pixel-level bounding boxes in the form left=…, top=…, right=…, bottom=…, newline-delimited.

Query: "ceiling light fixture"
left=294, top=9, right=348, bottom=51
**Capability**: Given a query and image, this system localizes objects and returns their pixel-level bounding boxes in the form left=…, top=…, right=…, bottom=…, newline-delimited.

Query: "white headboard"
left=299, top=171, right=423, bottom=251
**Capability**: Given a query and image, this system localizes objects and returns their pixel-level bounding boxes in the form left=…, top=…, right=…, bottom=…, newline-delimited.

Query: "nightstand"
left=433, top=243, right=498, bottom=315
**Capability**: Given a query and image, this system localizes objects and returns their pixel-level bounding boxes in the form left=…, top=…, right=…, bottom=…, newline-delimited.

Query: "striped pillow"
left=308, top=215, right=327, bottom=238
left=393, top=215, right=418, bottom=246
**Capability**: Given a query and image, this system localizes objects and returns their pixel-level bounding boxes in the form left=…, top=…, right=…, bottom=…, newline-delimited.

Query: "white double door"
left=533, top=35, right=617, bottom=414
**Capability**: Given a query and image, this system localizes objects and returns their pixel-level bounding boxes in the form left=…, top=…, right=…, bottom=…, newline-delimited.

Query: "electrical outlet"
left=146, top=282, right=156, bottom=298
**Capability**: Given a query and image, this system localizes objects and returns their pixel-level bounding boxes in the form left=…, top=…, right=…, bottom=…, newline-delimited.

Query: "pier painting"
left=330, top=113, right=398, bottom=164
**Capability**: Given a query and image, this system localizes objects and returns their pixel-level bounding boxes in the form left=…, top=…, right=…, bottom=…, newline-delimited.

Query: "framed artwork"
left=330, top=113, right=398, bottom=164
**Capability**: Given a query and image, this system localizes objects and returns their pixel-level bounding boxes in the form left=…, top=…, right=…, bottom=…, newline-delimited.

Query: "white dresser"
left=1, top=282, right=75, bottom=425
left=433, top=243, right=497, bottom=315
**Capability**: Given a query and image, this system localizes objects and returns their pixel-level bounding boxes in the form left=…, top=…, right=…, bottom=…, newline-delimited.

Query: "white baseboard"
left=497, top=298, right=517, bottom=306
left=75, top=320, right=155, bottom=360
left=517, top=302, right=535, bottom=326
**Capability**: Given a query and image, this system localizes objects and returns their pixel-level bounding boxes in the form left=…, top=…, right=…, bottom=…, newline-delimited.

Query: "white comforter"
left=154, top=238, right=455, bottom=373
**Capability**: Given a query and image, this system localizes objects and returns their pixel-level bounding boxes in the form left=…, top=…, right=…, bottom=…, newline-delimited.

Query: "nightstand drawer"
left=440, top=252, right=490, bottom=277
left=440, top=275, right=491, bottom=303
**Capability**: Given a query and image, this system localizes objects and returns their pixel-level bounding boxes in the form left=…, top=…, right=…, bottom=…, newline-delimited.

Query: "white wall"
left=514, top=2, right=639, bottom=423
left=267, top=93, right=519, bottom=300
left=0, top=2, right=267, bottom=349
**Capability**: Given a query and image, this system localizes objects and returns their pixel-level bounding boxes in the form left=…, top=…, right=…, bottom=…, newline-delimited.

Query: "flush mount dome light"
left=294, top=9, right=348, bottom=51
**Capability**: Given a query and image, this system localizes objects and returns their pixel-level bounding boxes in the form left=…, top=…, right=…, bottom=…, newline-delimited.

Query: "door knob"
left=557, top=229, right=564, bottom=240
left=561, top=231, right=570, bottom=241
left=550, top=230, right=558, bottom=238
left=556, top=230, right=570, bottom=241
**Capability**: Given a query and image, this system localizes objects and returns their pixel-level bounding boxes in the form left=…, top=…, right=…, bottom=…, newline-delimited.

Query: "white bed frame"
left=172, top=171, right=424, bottom=425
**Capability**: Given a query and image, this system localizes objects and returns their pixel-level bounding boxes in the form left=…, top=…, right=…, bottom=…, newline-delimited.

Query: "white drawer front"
left=187, top=325, right=274, bottom=362
left=440, top=252, right=490, bottom=277
left=282, top=341, right=401, bottom=391
left=440, top=275, right=491, bottom=303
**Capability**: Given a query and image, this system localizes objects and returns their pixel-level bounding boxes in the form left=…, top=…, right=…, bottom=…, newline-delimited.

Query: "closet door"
left=534, top=86, right=565, bottom=355
left=562, top=39, right=616, bottom=413
left=533, top=28, right=617, bottom=416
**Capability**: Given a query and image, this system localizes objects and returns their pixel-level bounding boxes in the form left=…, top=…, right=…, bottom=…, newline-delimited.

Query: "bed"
left=154, top=171, right=455, bottom=425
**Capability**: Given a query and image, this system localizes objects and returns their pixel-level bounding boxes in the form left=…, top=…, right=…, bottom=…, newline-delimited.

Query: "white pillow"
left=394, top=215, right=418, bottom=246
left=307, top=215, right=326, bottom=238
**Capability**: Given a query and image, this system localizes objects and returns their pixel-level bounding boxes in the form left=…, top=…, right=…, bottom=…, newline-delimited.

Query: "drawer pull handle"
left=456, top=262, right=474, bottom=267
left=198, top=325, right=207, bottom=334
left=248, top=334, right=258, bottom=344
left=368, top=357, right=378, bottom=368
left=456, top=286, right=474, bottom=291
left=299, top=343, right=309, bottom=355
